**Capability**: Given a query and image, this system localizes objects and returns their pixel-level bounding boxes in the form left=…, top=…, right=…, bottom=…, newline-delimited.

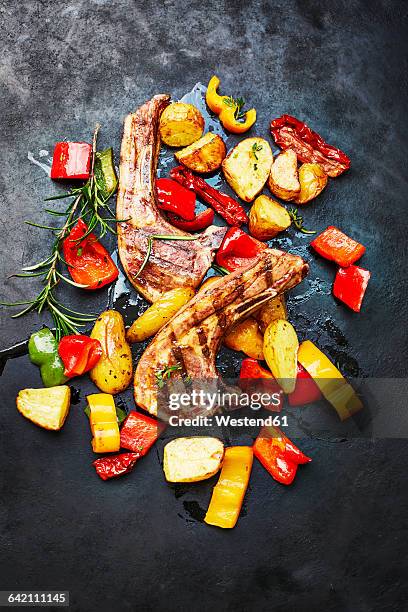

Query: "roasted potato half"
left=175, top=133, right=226, bottom=173
left=294, top=163, right=328, bottom=205
left=16, top=386, right=71, bottom=431
left=127, top=287, right=194, bottom=343
left=249, top=194, right=291, bottom=240
left=90, top=310, right=133, bottom=394
left=263, top=319, right=299, bottom=393
left=159, top=102, right=204, bottom=147
left=224, top=318, right=264, bottom=360
left=163, top=437, right=224, bottom=483
left=222, top=137, right=273, bottom=202
left=255, top=295, right=287, bottom=333
left=268, top=149, right=300, bottom=201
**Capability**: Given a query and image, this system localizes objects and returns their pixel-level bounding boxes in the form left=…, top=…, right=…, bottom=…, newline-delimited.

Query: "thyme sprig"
left=133, top=234, right=199, bottom=280
left=223, top=95, right=246, bottom=120
left=251, top=142, right=263, bottom=160
left=155, top=364, right=182, bottom=389
left=288, top=208, right=316, bottom=235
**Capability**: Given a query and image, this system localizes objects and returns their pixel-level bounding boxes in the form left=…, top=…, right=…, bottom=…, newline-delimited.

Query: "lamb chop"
left=117, top=94, right=226, bottom=303
left=134, top=249, right=308, bottom=416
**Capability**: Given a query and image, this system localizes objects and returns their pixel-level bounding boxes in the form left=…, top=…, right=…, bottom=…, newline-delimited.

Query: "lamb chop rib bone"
left=117, top=94, right=226, bottom=303
left=135, top=249, right=308, bottom=416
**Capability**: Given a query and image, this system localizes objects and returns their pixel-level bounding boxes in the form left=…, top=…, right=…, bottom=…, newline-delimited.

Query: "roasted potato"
left=268, top=149, right=300, bottom=201
left=294, top=163, right=328, bottom=204
left=263, top=319, right=298, bottom=393
left=127, top=288, right=194, bottom=343
left=175, top=132, right=226, bottom=173
left=163, top=437, right=224, bottom=483
left=224, top=318, right=264, bottom=360
left=198, top=276, right=222, bottom=293
left=255, top=294, right=287, bottom=333
left=222, top=137, right=273, bottom=202
left=16, top=386, right=71, bottom=431
left=248, top=194, right=291, bottom=240
left=90, top=310, right=133, bottom=394
left=159, top=102, right=204, bottom=147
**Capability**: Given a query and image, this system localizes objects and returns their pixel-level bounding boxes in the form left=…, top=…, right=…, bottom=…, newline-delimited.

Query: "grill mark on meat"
left=134, top=248, right=308, bottom=415
left=117, top=95, right=227, bottom=303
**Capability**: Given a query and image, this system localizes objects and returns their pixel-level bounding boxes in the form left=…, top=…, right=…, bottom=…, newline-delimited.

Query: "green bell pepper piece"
left=28, top=328, right=68, bottom=387
left=94, top=148, right=118, bottom=201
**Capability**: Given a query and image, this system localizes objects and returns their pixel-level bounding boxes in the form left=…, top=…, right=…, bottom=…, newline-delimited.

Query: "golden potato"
left=163, top=437, right=224, bottom=483
left=159, top=102, right=204, bottom=147
left=268, top=149, right=300, bottom=201
left=263, top=319, right=298, bottom=393
left=255, top=295, right=287, bottom=333
left=126, top=287, right=194, bottom=343
left=224, top=318, right=264, bottom=360
left=294, top=163, right=328, bottom=204
left=249, top=194, right=291, bottom=240
left=90, top=310, right=133, bottom=394
left=175, top=132, right=226, bottom=173
left=16, top=386, right=71, bottom=431
left=222, top=137, right=273, bottom=202
left=198, top=276, right=222, bottom=293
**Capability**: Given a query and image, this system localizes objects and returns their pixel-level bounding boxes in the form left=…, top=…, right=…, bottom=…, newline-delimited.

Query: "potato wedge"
left=255, top=295, right=287, bottom=334
left=163, top=437, right=224, bottom=483
left=175, top=132, right=226, bottom=173
left=159, top=102, right=204, bottom=147
left=90, top=310, right=133, bottom=394
left=294, top=163, right=328, bottom=205
left=16, top=386, right=71, bottom=430
left=224, top=318, right=264, bottom=360
left=263, top=319, right=298, bottom=393
left=249, top=194, right=291, bottom=240
left=268, top=149, right=300, bottom=201
left=222, top=137, right=273, bottom=202
left=126, top=287, right=194, bottom=343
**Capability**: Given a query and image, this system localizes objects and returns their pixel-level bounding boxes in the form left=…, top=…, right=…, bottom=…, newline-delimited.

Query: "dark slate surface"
left=1, top=1, right=408, bottom=611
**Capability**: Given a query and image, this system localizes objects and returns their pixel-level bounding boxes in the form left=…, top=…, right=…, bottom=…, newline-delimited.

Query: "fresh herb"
left=155, top=364, right=182, bottom=389
left=76, top=247, right=83, bottom=257
left=251, top=142, right=263, bottom=160
left=133, top=234, right=198, bottom=280
left=253, top=163, right=258, bottom=171
left=288, top=208, right=316, bottom=235
left=223, top=95, right=246, bottom=120
left=211, top=264, right=230, bottom=276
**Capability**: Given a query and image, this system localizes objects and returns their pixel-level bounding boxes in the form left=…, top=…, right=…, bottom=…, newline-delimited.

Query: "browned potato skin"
left=222, top=137, right=273, bottom=202
left=268, top=149, right=300, bottom=201
left=294, top=163, right=328, bottom=204
left=175, top=133, right=226, bottom=173
left=224, top=318, right=264, bottom=360
left=159, top=102, right=204, bottom=147
left=255, top=295, right=287, bottom=334
left=249, top=195, right=291, bottom=241
left=263, top=319, right=298, bottom=393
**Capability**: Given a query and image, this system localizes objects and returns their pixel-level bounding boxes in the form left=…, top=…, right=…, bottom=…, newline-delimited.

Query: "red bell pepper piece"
left=170, top=166, right=248, bottom=226
left=63, top=218, right=119, bottom=289
left=93, top=452, right=140, bottom=481
left=50, top=142, right=92, bottom=180
left=120, top=411, right=165, bottom=455
left=156, top=178, right=196, bottom=221
left=311, top=226, right=365, bottom=267
left=333, top=265, right=371, bottom=312
left=58, top=335, right=102, bottom=378
left=288, top=363, right=322, bottom=406
left=270, top=115, right=350, bottom=177
left=216, top=227, right=266, bottom=271
left=253, top=425, right=311, bottom=485
left=239, top=358, right=283, bottom=412
left=167, top=208, right=214, bottom=231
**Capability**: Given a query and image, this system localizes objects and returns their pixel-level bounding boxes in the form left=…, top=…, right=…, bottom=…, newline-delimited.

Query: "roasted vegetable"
left=255, top=295, right=287, bottom=334
left=93, top=453, right=140, bottom=481
left=175, top=132, right=226, bottom=173
left=263, top=319, right=299, bottom=393
left=50, top=141, right=91, bottom=180
left=298, top=340, right=363, bottom=420
left=163, top=437, right=224, bottom=483
left=28, top=328, right=67, bottom=387
left=253, top=426, right=311, bottom=485
left=249, top=194, right=291, bottom=240
left=87, top=393, right=120, bottom=453
left=268, top=149, right=300, bottom=201
left=168, top=208, right=214, bottom=231
left=58, top=335, right=102, bottom=378
left=94, top=147, right=118, bottom=200
left=333, top=265, right=371, bottom=312
left=198, top=276, right=222, bottom=293
left=156, top=177, right=196, bottom=220
left=311, top=226, right=365, bottom=267
left=90, top=310, right=132, bottom=394
left=206, top=75, right=256, bottom=134
left=159, top=102, right=204, bottom=147
left=239, top=358, right=283, bottom=411
left=224, top=318, right=264, bottom=360
left=205, top=446, right=253, bottom=529
left=120, top=410, right=164, bottom=454
left=126, top=287, right=195, bottom=343
left=294, top=163, right=328, bottom=205
left=16, top=386, right=71, bottom=431
left=222, top=138, right=273, bottom=202
left=288, top=363, right=323, bottom=406
left=216, top=227, right=266, bottom=271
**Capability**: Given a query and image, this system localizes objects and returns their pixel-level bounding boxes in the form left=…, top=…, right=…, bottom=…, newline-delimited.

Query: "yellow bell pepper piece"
left=206, top=75, right=228, bottom=114
left=205, top=446, right=253, bottom=529
left=86, top=393, right=120, bottom=453
left=205, top=75, right=256, bottom=134
left=298, top=340, right=363, bottom=421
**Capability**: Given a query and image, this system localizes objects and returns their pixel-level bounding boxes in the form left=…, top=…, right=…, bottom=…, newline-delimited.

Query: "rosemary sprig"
left=288, top=208, right=316, bottom=235
left=211, top=264, right=230, bottom=276
left=133, top=234, right=199, bottom=280
left=223, top=95, right=246, bottom=120
left=251, top=142, right=263, bottom=160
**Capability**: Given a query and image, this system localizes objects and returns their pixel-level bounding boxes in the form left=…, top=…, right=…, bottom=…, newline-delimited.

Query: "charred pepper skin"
left=28, top=328, right=68, bottom=387
left=93, top=452, right=140, bottom=480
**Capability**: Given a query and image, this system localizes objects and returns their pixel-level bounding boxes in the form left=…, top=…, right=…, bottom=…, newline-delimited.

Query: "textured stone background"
left=1, top=1, right=408, bottom=611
